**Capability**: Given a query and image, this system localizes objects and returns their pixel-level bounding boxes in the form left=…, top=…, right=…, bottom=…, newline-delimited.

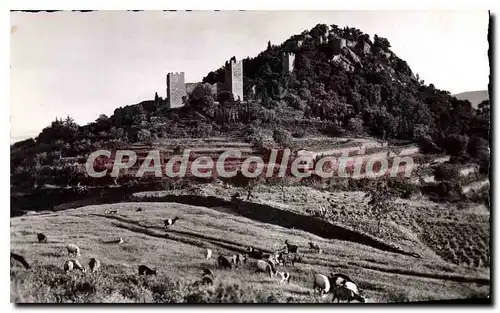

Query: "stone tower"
left=332, top=37, right=347, bottom=54
left=166, top=72, right=187, bottom=109
left=282, top=52, right=295, bottom=73
left=224, top=57, right=243, bottom=101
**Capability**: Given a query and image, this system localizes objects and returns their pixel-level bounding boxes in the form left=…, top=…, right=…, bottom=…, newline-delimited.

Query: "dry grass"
left=11, top=200, right=489, bottom=303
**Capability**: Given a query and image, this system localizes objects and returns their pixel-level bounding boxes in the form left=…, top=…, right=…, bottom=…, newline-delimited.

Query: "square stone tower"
left=166, top=72, right=187, bottom=108
left=224, top=57, right=243, bottom=101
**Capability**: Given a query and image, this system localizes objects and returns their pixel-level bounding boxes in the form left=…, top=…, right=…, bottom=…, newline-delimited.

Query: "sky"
left=10, top=10, right=490, bottom=142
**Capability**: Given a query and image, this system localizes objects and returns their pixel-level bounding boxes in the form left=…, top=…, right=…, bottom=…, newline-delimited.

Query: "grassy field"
left=11, top=198, right=490, bottom=303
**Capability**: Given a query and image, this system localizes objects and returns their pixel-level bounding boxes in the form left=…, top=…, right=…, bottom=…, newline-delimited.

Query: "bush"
left=433, top=164, right=460, bottom=181
left=347, top=117, right=363, bottom=135
left=272, top=129, right=293, bottom=149
left=441, top=134, right=469, bottom=156
left=136, top=129, right=152, bottom=143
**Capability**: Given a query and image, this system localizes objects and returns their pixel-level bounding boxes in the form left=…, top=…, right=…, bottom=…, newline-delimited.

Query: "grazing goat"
left=218, top=255, right=234, bottom=270
left=202, top=268, right=214, bottom=277
left=10, top=252, right=30, bottom=269
left=138, top=265, right=157, bottom=275
left=277, top=271, right=291, bottom=284
left=64, top=260, right=73, bottom=273
left=235, top=253, right=247, bottom=266
left=198, top=267, right=215, bottom=286
left=247, top=246, right=264, bottom=259
left=309, top=242, right=321, bottom=253
left=64, top=259, right=86, bottom=273
left=88, top=257, right=101, bottom=273
left=332, top=282, right=365, bottom=303
left=330, top=273, right=365, bottom=303
left=329, top=273, right=355, bottom=285
left=284, top=240, right=299, bottom=254
left=37, top=233, right=48, bottom=243
left=255, top=259, right=276, bottom=278
left=205, top=248, right=212, bottom=260
left=264, top=256, right=279, bottom=273
left=164, top=217, right=179, bottom=229
left=66, top=244, right=81, bottom=257
left=313, top=273, right=330, bottom=295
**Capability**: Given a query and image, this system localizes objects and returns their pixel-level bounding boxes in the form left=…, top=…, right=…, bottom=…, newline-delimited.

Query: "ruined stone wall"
left=166, top=72, right=187, bottom=109
left=282, top=52, right=295, bottom=73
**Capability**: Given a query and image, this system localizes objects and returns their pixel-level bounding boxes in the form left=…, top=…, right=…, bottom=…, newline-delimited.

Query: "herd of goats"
left=10, top=209, right=366, bottom=303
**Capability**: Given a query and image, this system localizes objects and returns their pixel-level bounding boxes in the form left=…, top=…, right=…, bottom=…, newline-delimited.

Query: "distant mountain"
left=453, top=90, right=489, bottom=109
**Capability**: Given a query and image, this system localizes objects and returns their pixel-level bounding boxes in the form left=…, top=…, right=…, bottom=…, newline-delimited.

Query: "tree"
left=96, top=114, right=112, bottom=131
left=267, top=176, right=291, bottom=202
left=373, top=34, right=391, bottom=51
left=364, top=183, right=395, bottom=233
left=190, top=84, right=216, bottom=117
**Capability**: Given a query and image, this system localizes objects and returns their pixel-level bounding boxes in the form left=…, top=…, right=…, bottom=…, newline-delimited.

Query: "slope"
left=10, top=202, right=489, bottom=303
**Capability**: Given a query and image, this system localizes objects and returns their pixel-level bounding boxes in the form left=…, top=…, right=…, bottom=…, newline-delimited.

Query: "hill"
left=10, top=23, right=490, bottom=194
left=453, top=90, right=489, bottom=109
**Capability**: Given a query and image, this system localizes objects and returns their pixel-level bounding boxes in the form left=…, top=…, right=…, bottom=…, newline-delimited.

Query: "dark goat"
left=89, top=257, right=101, bottom=273
left=246, top=246, right=264, bottom=259
left=11, top=252, right=30, bottom=269
left=217, top=255, right=234, bottom=270
left=164, top=217, right=179, bottom=228
left=37, top=233, right=47, bottom=243
left=284, top=240, right=299, bottom=253
left=309, top=241, right=321, bottom=253
left=138, top=265, right=157, bottom=275
left=202, top=268, right=214, bottom=277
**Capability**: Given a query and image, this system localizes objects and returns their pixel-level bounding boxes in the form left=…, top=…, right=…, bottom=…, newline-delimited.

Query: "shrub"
left=272, top=128, right=293, bottom=149
left=442, top=134, right=469, bottom=156
left=347, top=117, right=363, bottom=135
left=433, top=164, right=460, bottom=181
left=136, top=129, right=152, bottom=143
